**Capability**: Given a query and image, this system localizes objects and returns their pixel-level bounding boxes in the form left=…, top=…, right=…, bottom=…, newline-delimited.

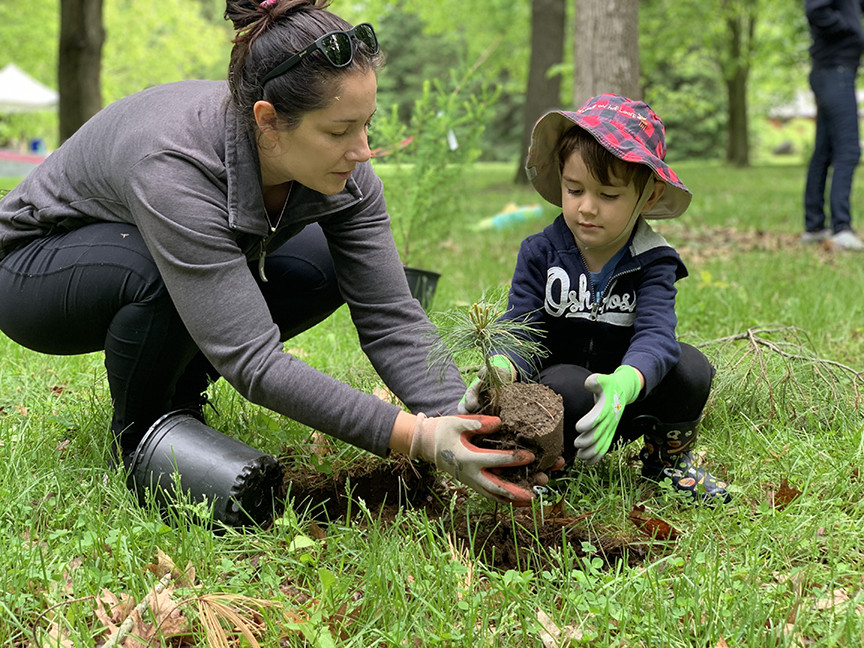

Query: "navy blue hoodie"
left=500, top=215, right=687, bottom=394
left=806, top=0, right=864, bottom=67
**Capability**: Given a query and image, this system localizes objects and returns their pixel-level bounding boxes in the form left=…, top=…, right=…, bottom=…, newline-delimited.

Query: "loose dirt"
left=278, top=455, right=657, bottom=571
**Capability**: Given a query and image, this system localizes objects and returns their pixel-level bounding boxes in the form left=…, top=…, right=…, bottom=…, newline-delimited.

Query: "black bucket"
left=403, top=266, right=440, bottom=311
left=127, top=410, right=285, bottom=528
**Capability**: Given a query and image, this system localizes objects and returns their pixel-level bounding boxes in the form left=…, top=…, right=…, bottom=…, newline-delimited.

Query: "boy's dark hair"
left=557, top=126, right=653, bottom=192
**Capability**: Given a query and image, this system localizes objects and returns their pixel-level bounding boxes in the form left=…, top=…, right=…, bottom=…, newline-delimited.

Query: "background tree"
left=100, top=0, right=231, bottom=102
left=0, top=0, right=813, bottom=170
left=0, top=0, right=230, bottom=147
left=641, top=0, right=808, bottom=166
left=58, top=0, right=104, bottom=143
left=720, top=0, right=757, bottom=167
left=573, top=0, right=640, bottom=105
left=513, top=0, right=567, bottom=184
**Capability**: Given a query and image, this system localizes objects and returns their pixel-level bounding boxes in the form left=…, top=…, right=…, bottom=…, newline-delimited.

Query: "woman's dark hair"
left=225, top=0, right=381, bottom=134
left=557, top=126, right=653, bottom=193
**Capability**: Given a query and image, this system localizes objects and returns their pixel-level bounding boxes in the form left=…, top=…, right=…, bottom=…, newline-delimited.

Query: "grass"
left=3, top=161, right=864, bottom=646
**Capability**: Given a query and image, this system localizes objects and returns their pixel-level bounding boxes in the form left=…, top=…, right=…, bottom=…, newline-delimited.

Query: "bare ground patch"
left=279, top=453, right=669, bottom=572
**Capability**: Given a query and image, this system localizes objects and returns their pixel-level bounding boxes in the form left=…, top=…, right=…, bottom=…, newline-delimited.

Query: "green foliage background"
left=0, top=0, right=816, bottom=164
left=0, top=0, right=232, bottom=149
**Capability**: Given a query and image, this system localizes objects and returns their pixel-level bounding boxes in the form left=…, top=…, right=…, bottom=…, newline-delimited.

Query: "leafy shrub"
left=373, top=69, right=499, bottom=267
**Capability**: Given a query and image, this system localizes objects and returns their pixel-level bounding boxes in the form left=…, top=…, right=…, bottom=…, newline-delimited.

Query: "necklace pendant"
left=258, top=242, right=268, bottom=283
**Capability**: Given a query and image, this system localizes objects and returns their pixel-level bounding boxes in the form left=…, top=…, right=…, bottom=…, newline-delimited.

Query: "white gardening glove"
left=409, top=413, right=535, bottom=506
left=458, top=354, right=516, bottom=414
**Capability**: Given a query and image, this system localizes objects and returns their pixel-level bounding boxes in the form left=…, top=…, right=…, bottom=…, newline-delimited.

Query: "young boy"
left=462, top=94, right=729, bottom=502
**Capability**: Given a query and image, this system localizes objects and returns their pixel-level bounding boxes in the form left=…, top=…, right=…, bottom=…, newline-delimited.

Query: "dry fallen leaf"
left=41, top=625, right=76, bottom=648
left=150, top=586, right=190, bottom=637
left=769, top=478, right=802, bottom=510
left=628, top=505, right=681, bottom=541
left=541, top=496, right=568, bottom=518
left=310, top=432, right=333, bottom=457
left=813, top=588, right=850, bottom=611
left=372, top=385, right=398, bottom=404
left=144, top=548, right=196, bottom=589
left=536, top=608, right=583, bottom=647
left=308, top=520, right=327, bottom=540
left=96, top=588, right=137, bottom=629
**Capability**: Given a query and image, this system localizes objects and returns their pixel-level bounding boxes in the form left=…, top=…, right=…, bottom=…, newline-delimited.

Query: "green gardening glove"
left=458, top=354, right=516, bottom=414
left=573, top=365, right=643, bottom=465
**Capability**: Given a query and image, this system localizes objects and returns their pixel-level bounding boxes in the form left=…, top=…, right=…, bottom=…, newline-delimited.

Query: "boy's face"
left=560, top=151, right=662, bottom=264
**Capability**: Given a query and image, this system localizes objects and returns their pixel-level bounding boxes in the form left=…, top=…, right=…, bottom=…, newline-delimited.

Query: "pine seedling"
left=427, top=292, right=549, bottom=409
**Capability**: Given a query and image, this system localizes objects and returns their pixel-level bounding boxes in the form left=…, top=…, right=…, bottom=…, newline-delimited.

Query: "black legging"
left=0, top=222, right=343, bottom=451
left=538, top=343, right=714, bottom=464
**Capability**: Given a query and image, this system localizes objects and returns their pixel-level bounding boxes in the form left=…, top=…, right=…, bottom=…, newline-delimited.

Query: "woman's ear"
left=643, top=180, right=666, bottom=212
left=253, top=100, right=279, bottom=138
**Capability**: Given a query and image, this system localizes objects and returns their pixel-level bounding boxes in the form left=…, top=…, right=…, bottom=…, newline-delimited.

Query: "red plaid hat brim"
left=525, top=96, right=691, bottom=219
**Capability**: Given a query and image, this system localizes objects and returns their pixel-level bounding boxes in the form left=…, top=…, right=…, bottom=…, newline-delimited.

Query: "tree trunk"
left=725, top=69, right=750, bottom=167
left=58, top=0, right=105, bottom=143
left=513, top=0, right=567, bottom=184
left=724, top=9, right=753, bottom=167
left=573, top=0, right=640, bottom=106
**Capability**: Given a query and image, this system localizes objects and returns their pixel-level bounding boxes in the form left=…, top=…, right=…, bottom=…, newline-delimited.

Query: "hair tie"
left=260, top=0, right=278, bottom=9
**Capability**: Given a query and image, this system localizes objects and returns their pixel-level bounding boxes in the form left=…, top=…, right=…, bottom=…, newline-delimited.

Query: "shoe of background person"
left=801, top=228, right=831, bottom=244
left=831, top=229, right=864, bottom=251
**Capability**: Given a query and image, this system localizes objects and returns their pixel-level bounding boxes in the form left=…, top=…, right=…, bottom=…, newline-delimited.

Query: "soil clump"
left=475, top=382, right=565, bottom=485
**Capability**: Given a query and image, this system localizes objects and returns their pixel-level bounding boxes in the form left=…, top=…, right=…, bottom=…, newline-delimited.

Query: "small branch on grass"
left=706, top=326, right=864, bottom=380
left=102, top=571, right=173, bottom=648
left=694, top=326, right=863, bottom=421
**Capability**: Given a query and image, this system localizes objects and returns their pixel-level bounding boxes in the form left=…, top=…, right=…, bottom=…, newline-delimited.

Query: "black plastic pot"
left=403, top=265, right=440, bottom=311
left=127, top=410, right=285, bottom=528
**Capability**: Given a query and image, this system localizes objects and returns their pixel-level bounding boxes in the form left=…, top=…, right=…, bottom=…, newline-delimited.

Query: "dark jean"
left=0, top=222, right=343, bottom=450
left=538, top=343, right=714, bottom=465
left=804, top=63, right=862, bottom=234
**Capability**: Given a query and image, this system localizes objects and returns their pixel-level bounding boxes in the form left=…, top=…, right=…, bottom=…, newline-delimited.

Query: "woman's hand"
left=409, top=413, right=535, bottom=506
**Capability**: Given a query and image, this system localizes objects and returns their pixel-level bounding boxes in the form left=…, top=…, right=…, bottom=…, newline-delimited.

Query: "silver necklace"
left=259, top=182, right=293, bottom=282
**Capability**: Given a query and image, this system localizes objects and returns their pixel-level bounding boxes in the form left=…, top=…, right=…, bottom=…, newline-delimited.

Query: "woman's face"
left=257, top=68, right=377, bottom=194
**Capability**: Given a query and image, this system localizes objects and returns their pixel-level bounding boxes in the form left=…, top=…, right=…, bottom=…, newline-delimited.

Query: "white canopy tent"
left=0, top=63, right=58, bottom=113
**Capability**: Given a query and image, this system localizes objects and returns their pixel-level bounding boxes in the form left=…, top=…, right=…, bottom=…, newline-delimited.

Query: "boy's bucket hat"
left=525, top=94, right=691, bottom=219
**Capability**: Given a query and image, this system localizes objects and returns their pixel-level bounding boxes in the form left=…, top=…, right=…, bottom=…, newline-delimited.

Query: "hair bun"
left=224, top=0, right=266, bottom=31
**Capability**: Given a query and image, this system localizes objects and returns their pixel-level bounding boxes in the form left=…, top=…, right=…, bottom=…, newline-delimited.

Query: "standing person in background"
left=0, top=0, right=552, bottom=516
left=802, top=0, right=864, bottom=251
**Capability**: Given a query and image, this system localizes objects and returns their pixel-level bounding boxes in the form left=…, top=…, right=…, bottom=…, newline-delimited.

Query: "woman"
left=0, top=0, right=543, bottom=507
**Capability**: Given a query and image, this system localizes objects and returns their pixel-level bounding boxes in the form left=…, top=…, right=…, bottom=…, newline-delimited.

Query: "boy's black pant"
left=0, top=222, right=344, bottom=452
left=538, top=343, right=714, bottom=465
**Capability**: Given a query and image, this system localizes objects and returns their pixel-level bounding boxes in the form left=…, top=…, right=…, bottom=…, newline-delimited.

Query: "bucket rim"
left=127, top=408, right=202, bottom=475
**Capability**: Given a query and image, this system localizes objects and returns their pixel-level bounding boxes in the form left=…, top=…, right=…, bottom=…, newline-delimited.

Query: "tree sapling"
left=428, top=295, right=564, bottom=478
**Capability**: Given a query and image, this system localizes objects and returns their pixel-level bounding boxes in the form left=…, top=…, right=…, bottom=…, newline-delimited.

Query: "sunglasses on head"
left=262, top=23, right=378, bottom=85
